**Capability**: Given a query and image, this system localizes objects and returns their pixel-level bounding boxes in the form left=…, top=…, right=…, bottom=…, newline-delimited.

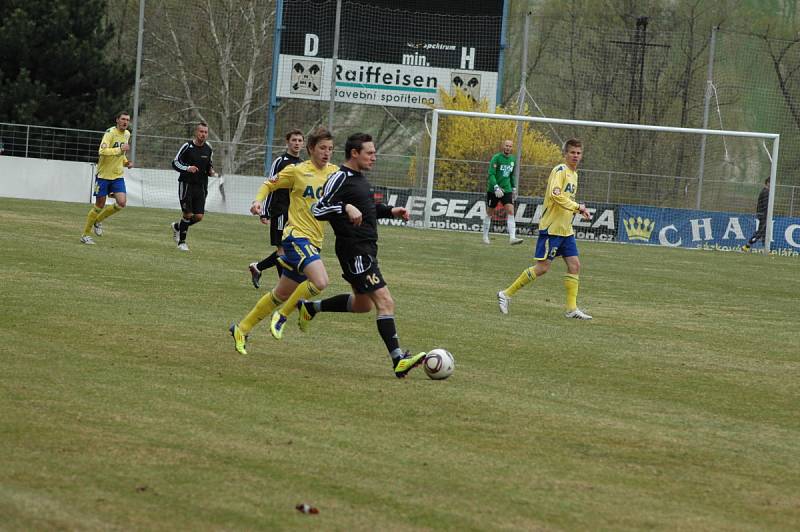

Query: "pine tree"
left=0, top=0, right=134, bottom=128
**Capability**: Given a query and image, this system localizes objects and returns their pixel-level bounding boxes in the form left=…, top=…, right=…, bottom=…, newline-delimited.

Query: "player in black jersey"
left=742, top=178, right=770, bottom=252
left=307, top=133, right=426, bottom=378
left=249, top=129, right=305, bottom=287
left=170, top=122, right=216, bottom=251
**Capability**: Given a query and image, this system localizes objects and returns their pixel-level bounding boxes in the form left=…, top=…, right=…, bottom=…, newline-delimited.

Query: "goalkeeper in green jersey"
left=497, top=138, right=593, bottom=320
left=482, top=139, right=524, bottom=245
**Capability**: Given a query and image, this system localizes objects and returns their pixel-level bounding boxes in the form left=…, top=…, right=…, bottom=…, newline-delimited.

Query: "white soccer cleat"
left=565, top=308, right=592, bottom=320
left=80, top=235, right=96, bottom=245
left=177, top=242, right=190, bottom=251
left=249, top=262, right=262, bottom=289
left=93, top=222, right=103, bottom=236
left=482, top=237, right=491, bottom=245
left=171, top=222, right=180, bottom=243
left=509, top=237, right=524, bottom=245
left=497, top=290, right=510, bottom=314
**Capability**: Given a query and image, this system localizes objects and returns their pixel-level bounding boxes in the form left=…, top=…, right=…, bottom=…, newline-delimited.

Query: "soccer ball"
left=423, top=348, right=455, bottom=380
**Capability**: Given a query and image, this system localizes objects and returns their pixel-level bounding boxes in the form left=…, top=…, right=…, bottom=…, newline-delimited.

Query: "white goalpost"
left=424, top=109, right=781, bottom=253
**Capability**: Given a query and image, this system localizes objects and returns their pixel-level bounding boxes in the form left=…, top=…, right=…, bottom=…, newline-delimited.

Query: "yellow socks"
left=278, top=280, right=321, bottom=319
left=95, top=203, right=122, bottom=222
left=82, top=206, right=102, bottom=236
left=504, top=267, right=537, bottom=297
left=240, top=291, right=284, bottom=334
left=564, top=274, right=579, bottom=311
left=503, top=268, right=581, bottom=310
left=84, top=204, right=122, bottom=235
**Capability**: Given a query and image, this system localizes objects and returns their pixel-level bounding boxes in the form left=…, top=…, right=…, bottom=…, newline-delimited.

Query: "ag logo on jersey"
left=291, top=60, right=322, bottom=95
left=303, top=185, right=324, bottom=199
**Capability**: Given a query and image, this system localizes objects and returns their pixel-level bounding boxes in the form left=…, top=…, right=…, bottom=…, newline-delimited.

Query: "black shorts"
left=487, top=190, right=513, bottom=209
left=340, top=254, right=386, bottom=294
left=269, top=212, right=287, bottom=247
left=179, top=182, right=207, bottom=214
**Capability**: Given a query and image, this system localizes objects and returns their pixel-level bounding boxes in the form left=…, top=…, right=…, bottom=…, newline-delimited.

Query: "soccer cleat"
left=509, top=237, right=524, bottom=245
left=177, top=242, right=190, bottom=251
left=249, top=262, right=262, bottom=289
left=296, top=299, right=314, bottom=333
left=393, top=351, right=427, bottom=379
left=80, top=235, right=96, bottom=245
left=93, top=222, right=103, bottom=236
left=171, top=222, right=180, bottom=243
left=565, top=308, right=593, bottom=320
left=497, top=290, right=510, bottom=314
left=229, top=323, right=248, bottom=355
left=482, top=237, right=491, bottom=245
left=270, top=312, right=288, bottom=340
left=741, top=244, right=751, bottom=252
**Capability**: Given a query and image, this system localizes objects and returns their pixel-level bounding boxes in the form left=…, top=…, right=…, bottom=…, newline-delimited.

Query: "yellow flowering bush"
left=412, top=89, right=562, bottom=195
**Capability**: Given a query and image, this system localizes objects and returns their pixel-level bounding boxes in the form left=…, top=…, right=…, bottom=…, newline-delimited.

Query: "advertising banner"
left=277, top=0, right=503, bottom=109
left=277, top=56, right=497, bottom=109
left=373, top=187, right=618, bottom=241
left=370, top=189, right=800, bottom=255
left=618, top=205, right=800, bottom=255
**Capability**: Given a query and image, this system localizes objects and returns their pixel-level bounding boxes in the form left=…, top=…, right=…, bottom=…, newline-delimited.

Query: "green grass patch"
left=1, top=197, right=798, bottom=530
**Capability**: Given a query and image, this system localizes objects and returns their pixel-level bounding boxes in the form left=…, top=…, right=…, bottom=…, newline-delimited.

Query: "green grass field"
left=1, top=197, right=798, bottom=531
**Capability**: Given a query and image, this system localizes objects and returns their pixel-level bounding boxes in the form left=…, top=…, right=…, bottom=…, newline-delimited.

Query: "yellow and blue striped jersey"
left=96, top=127, right=130, bottom=180
left=539, top=163, right=580, bottom=236
left=255, top=160, right=338, bottom=248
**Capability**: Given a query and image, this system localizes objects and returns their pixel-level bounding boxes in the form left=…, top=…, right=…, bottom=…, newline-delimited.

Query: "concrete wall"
left=0, top=155, right=264, bottom=215
left=0, top=156, right=94, bottom=204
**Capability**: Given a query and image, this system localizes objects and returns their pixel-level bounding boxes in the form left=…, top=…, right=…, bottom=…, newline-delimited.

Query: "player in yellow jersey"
left=497, top=138, right=593, bottom=319
left=80, top=111, right=134, bottom=244
left=229, top=128, right=338, bottom=354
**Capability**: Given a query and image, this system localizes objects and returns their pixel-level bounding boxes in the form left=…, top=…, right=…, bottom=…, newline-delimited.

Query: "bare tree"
left=143, top=0, right=274, bottom=174
left=761, top=33, right=800, bottom=132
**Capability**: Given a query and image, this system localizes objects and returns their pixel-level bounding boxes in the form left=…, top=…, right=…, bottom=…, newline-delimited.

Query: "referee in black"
left=249, top=129, right=304, bottom=287
left=170, top=121, right=216, bottom=251
left=306, top=132, right=426, bottom=378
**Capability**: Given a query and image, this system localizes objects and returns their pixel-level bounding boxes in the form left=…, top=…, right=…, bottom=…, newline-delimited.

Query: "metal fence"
left=0, top=123, right=102, bottom=162
left=0, top=121, right=424, bottom=194
left=3, top=121, right=796, bottom=218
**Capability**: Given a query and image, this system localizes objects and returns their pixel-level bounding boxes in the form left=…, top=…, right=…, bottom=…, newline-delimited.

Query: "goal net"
left=406, top=108, right=787, bottom=255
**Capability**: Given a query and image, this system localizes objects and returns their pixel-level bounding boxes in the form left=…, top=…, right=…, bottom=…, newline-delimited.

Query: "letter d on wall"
left=304, top=34, right=319, bottom=56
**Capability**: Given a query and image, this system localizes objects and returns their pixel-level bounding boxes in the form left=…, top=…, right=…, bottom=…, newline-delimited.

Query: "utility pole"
left=609, top=17, right=669, bottom=168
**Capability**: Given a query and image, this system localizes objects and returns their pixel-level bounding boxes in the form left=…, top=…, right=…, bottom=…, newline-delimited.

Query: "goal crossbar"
left=425, top=109, right=781, bottom=252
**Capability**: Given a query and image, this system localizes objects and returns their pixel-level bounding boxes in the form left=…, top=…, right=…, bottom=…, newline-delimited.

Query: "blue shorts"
left=534, top=230, right=579, bottom=261
left=94, top=177, right=126, bottom=197
left=277, top=233, right=321, bottom=283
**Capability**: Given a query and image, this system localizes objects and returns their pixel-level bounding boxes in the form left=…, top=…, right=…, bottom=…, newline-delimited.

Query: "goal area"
left=416, top=109, right=784, bottom=254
